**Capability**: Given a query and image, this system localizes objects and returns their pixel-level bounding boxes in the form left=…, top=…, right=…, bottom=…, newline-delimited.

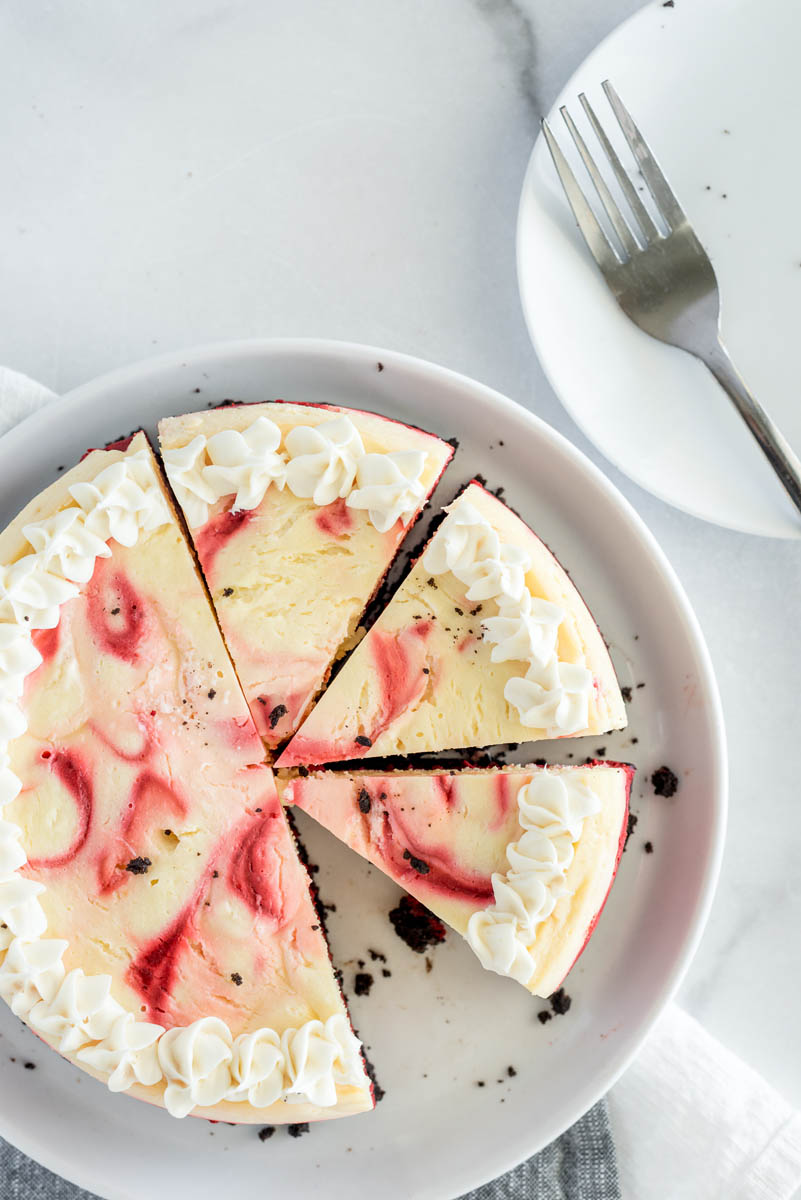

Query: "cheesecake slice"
left=278, top=482, right=626, bottom=766
left=0, top=435, right=372, bottom=1122
left=281, top=763, right=632, bottom=996
left=159, top=402, right=453, bottom=750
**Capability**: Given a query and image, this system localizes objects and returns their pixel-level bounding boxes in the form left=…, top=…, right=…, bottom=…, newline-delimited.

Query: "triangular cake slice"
left=280, top=762, right=632, bottom=996
left=278, top=482, right=626, bottom=766
left=159, top=402, right=453, bottom=750
left=0, top=435, right=372, bottom=1122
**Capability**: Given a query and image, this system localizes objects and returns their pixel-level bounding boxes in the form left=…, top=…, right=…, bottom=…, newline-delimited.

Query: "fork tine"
left=602, top=80, right=687, bottom=230
left=558, top=105, right=639, bottom=257
left=541, top=119, right=622, bottom=273
left=578, top=92, right=660, bottom=243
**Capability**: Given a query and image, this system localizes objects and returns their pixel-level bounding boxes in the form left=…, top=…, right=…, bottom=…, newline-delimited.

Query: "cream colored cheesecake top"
left=159, top=402, right=452, bottom=750
left=0, top=435, right=371, bottom=1122
left=278, top=483, right=626, bottom=765
left=283, top=763, right=631, bottom=997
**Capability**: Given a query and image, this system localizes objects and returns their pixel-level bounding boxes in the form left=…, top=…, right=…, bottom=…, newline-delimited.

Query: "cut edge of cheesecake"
left=276, top=480, right=627, bottom=766
left=280, top=761, right=633, bottom=998
left=0, top=432, right=375, bottom=1123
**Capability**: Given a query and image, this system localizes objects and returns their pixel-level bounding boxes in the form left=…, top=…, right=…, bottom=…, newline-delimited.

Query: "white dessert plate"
left=0, top=340, right=726, bottom=1199
left=518, top=0, right=801, bottom=540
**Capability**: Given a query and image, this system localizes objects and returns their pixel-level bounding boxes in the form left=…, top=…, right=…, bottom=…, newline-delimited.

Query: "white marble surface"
left=0, top=0, right=798, bottom=1135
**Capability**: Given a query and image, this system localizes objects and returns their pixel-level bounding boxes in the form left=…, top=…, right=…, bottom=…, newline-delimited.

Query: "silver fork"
left=542, top=80, right=801, bottom=521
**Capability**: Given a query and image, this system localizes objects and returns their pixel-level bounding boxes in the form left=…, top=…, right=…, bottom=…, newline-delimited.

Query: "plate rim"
left=0, top=337, right=728, bottom=1199
left=515, top=0, right=801, bottom=542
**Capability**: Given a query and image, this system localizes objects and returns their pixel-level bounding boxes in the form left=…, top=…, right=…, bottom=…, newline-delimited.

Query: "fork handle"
left=703, top=341, right=801, bottom=520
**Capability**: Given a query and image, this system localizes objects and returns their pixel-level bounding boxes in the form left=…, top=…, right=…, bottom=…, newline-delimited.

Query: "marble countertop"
left=0, top=0, right=797, bottom=1127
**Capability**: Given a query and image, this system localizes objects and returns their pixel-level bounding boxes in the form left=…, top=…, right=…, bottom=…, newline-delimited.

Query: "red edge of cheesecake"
left=207, top=396, right=456, bottom=453
left=80, top=433, right=140, bottom=461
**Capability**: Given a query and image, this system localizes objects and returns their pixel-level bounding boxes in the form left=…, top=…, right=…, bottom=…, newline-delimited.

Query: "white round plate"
left=518, top=0, right=801, bottom=540
left=0, top=340, right=725, bottom=1199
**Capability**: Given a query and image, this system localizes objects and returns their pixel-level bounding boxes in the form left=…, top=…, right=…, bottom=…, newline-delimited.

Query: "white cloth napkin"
left=0, top=366, right=57, bottom=434
left=610, top=1003, right=801, bottom=1200
left=1, top=367, right=800, bottom=1200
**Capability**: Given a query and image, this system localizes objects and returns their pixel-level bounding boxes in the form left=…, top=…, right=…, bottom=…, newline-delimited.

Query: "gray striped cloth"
left=0, top=1100, right=619, bottom=1199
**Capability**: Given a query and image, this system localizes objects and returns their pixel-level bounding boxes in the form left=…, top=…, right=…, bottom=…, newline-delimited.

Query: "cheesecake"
left=278, top=482, right=626, bottom=766
left=159, top=402, right=453, bottom=750
left=0, top=435, right=372, bottom=1122
left=280, top=762, right=632, bottom=995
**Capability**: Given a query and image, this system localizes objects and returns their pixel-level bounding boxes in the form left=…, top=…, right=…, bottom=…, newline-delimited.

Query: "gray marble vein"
left=472, top=0, right=541, bottom=118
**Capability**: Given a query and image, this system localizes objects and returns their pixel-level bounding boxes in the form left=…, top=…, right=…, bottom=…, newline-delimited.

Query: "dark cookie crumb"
left=354, top=972, right=373, bottom=996
left=595, top=747, right=607, bottom=758
left=368, top=948, right=386, bottom=963
left=389, top=896, right=446, bottom=954
left=425, top=956, right=433, bottom=973
left=360, top=1045, right=385, bottom=1104
left=644, top=841, right=654, bottom=854
left=23, top=1062, right=35, bottom=1070
left=207, top=688, right=216, bottom=699
left=476, top=1080, right=485, bottom=1088
left=651, top=766, right=679, bottom=798
left=382, top=968, right=391, bottom=978
left=377, top=362, right=384, bottom=372
left=230, top=972, right=243, bottom=986
left=621, top=685, right=633, bottom=703
left=268, top=703, right=287, bottom=730
left=624, top=811, right=639, bottom=848
left=402, top=848, right=430, bottom=875
left=287, top=1123, right=310, bottom=1138
left=355, top=735, right=372, bottom=748
left=507, top=1065, right=517, bottom=1077
left=125, top=856, right=151, bottom=875
left=298, top=765, right=309, bottom=776
left=258, top=1126, right=275, bottom=1141
left=357, top=788, right=372, bottom=814
left=550, top=988, right=572, bottom=1016
left=222, top=587, right=234, bottom=597
left=537, top=1011, right=552, bottom=1025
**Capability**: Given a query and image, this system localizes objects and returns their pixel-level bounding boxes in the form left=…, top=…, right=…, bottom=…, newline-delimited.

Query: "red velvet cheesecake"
left=159, top=403, right=452, bottom=751
left=0, top=435, right=372, bottom=1121
left=278, top=483, right=626, bottom=766
left=281, top=763, right=632, bottom=995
